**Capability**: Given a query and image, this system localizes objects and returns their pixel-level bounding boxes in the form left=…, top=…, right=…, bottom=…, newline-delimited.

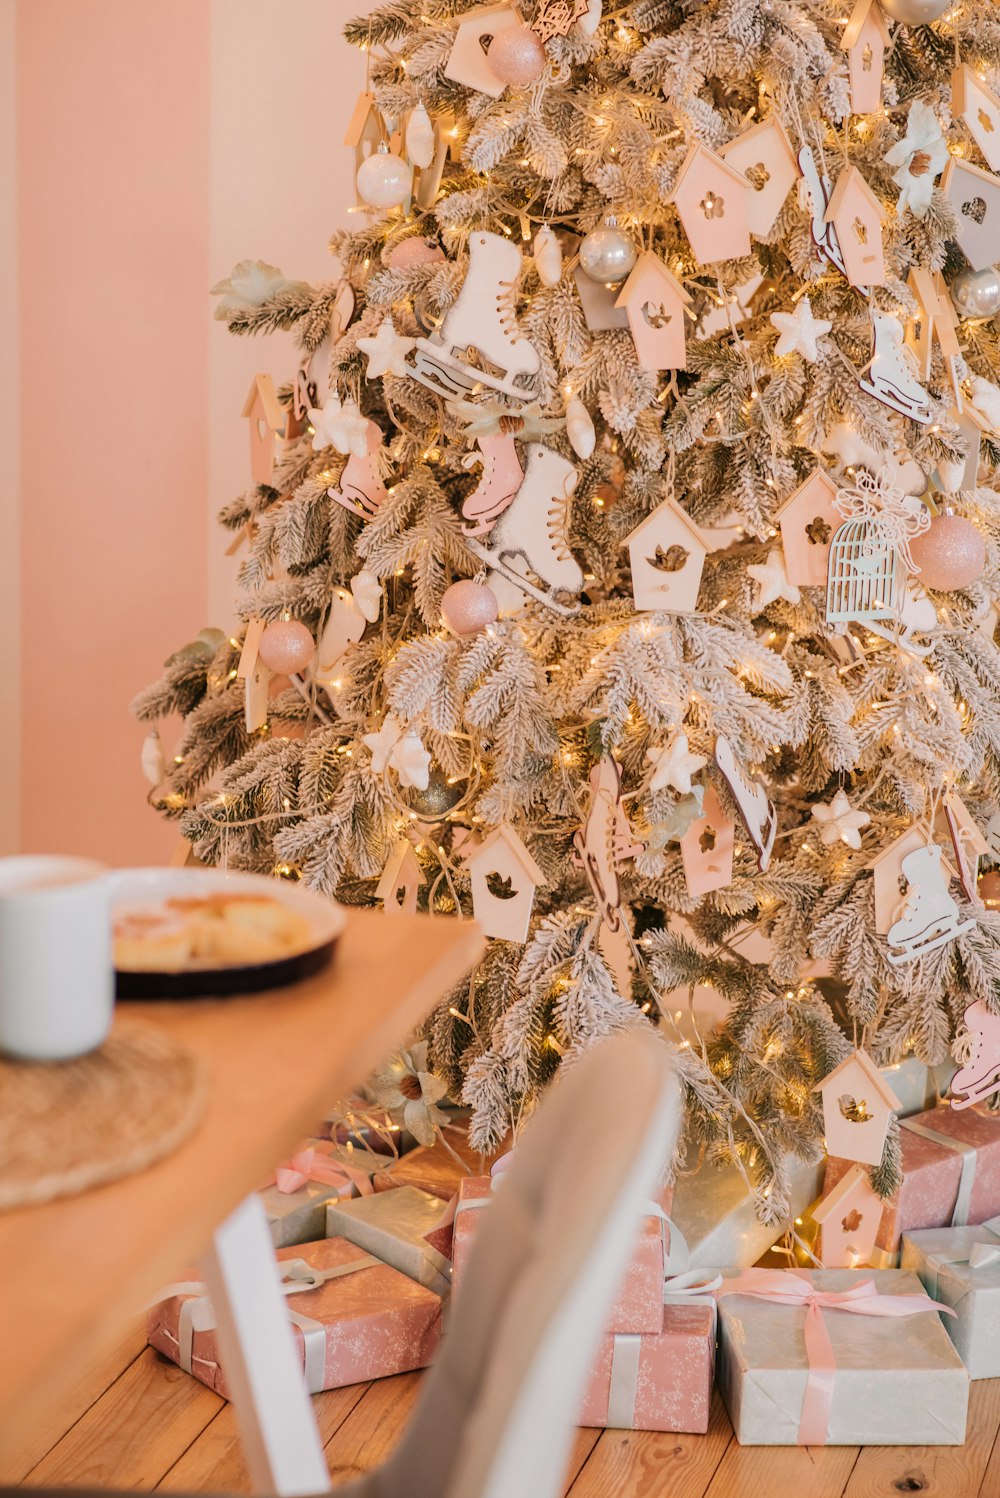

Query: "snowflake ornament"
left=351, top=569, right=382, bottom=623
left=357, top=316, right=417, bottom=380
left=308, top=395, right=368, bottom=457
left=811, top=789, right=871, bottom=850
left=883, top=101, right=949, bottom=219
left=748, top=550, right=801, bottom=608
left=770, top=296, right=832, bottom=363
left=646, top=732, right=707, bottom=795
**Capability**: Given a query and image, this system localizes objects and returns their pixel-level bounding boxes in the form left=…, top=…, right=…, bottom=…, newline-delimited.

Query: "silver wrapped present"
left=902, top=1215, right=1000, bottom=1379
left=326, top=1184, right=452, bottom=1296
left=880, top=1056, right=957, bottom=1118
left=260, top=1142, right=380, bottom=1249
left=670, top=1154, right=824, bottom=1270
left=716, top=1268, right=968, bottom=1446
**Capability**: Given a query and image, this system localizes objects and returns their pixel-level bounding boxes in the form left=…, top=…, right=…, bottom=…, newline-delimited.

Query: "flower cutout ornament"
left=308, top=394, right=369, bottom=457
left=646, top=732, right=707, bottom=795
left=883, top=101, right=949, bottom=219
left=747, top=550, right=802, bottom=608
left=367, top=1043, right=451, bottom=1146
left=210, top=259, right=294, bottom=320
left=770, top=296, right=832, bottom=363
left=357, top=316, right=417, bottom=380
left=811, top=789, right=871, bottom=850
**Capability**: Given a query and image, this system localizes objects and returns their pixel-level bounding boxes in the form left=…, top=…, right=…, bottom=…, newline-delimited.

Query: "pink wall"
left=17, top=1, right=210, bottom=864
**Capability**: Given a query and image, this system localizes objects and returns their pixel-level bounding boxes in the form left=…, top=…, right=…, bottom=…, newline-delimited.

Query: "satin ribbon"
left=717, top=1269, right=954, bottom=1446
left=269, top=1146, right=374, bottom=1198
left=900, top=1117, right=978, bottom=1227
left=916, top=1214, right=1000, bottom=1296
left=452, top=1192, right=689, bottom=1274
left=149, top=1253, right=382, bottom=1394
left=604, top=1270, right=722, bottom=1429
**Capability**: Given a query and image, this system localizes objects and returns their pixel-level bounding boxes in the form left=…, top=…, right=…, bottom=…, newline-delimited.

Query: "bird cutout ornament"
left=952, top=64, right=1000, bottom=172
left=824, top=165, right=886, bottom=288
left=811, top=789, right=871, bottom=850
left=886, top=841, right=976, bottom=966
left=774, top=470, right=843, bottom=588
left=812, top=1164, right=884, bottom=1268
left=467, top=442, right=582, bottom=615
left=839, top=0, right=891, bottom=115
left=613, top=253, right=691, bottom=372
left=565, top=397, right=595, bottom=460
left=668, top=144, right=752, bottom=265
left=940, top=157, right=1000, bottom=270
left=770, top=296, right=832, bottom=364
left=405, top=103, right=435, bottom=169
left=680, top=784, right=735, bottom=897
left=237, top=617, right=270, bottom=733
left=815, top=1049, right=901, bottom=1167
left=714, top=734, right=777, bottom=872
left=950, top=1001, right=1000, bottom=1110
left=376, top=839, right=426, bottom=916
left=329, top=419, right=388, bottom=519
left=358, top=317, right=417, bottom=380
left=309, top=394, right=369, bottom=457
left=242, top=374, right=286, bottom=485
left=443, top=4, right=527, bottom=98
left=798, top=144, right=848, bottom=279
left=747, top=548, right=801, bottom=610
left=718, top=117, right=800, bottom=238
left=409, top=231, right=540, bottom=404
left=140, top=729, right=167, bottom=788
left=461, top=823, right=547, bottom=943
left=572, top=756, right=643, bottom=931
left=530, top=0, right=590, bottom=42
left=460, top=433, right=524, bottom=538
left=624, top=497, right=711, bottom=613
left=313, top=588, right=368, bottom=692
left=645, top=733, right=707, bottom=797
left=860, top=309, right=932, bottom=424
left=532, top=225, right=562, bottom=288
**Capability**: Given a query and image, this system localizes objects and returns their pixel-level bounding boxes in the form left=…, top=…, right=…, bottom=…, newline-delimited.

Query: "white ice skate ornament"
left=467, top=442, right=583, bottom=614
left=461, top=432, right=524, bottom=538
left=572, top=756, right=643, bottom=931
left=357, top=317, right=417, bottom=380
left=409, top=232, right=540, bottom=404
left=886, top=842, right=976, bottom=966
left=951, top=1001, right=1000, bottom=1110
left=859, top=309, right=933, bottom=425
left=313, top=588, right=367, bottom=690
left=328, top=419, right=388, bottom=519
left=713, top=734, right=777, bottom=872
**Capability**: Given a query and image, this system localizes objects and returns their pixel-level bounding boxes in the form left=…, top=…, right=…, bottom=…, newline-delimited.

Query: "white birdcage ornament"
left=826, top=465, right=933, bottom=654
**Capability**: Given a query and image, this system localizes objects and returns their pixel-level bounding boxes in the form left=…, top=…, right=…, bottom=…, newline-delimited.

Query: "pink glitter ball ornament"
left=487, top=25, right=547, bottom=86
left=441, top=580, right=499, bottom=636
left=909, top=511, right=986, bottom=591
left=258, top=619, right=316, bottom=674
left=386, top=237, right=445, bottom=270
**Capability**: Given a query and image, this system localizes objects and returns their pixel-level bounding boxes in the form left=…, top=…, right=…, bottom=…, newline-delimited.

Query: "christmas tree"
left=135, top=0, right=1000, bottom=1224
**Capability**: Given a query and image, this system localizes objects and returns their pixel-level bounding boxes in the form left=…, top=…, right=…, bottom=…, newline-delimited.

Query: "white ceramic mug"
left=0, top=856, right=114, bottom=1060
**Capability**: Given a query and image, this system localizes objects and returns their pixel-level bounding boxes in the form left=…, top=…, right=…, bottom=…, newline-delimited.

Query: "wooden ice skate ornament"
left=940, top=157, right=1000, bottom=270
left=824, top=166, right=886, bottom=288
left=467, top=442, right=582, bottom=615
left=952, top=64, right=1000, bottom=172
left=937, top=792, right=991, bottom=904
left=839, top=0, right=891, bottom=116
left=816, top=1049, right=901, bottom=1167
left=861, top=308, right=932, bottom=424
left=951, top=1000, right=1000, bottom=1110
left=680, top=784, right=735, bottom=897
left=461, top=822, right=546, bottom=943
left=812, top=1164, right=883, bottom=1268
left=574, top=264, right=631, bottom=332
left=410, top=232, right=540, bottom=404
left=798, top=144, right=848, bottom=278
left=293, top=285, right=356, bottom=423
left=774, top=469, right=842, bottom=588
left=530, top=0, right=589, bottom=42
left=376, top=839, right=426, bottom=916
left=885, top=840, right=976, bottom=966
left=669, top=145, right=751, bottom=266
left=624, top=497, right=711, bottom=613
left=237, top=617, right=270, bottom=733
left=713, top=734, right=777, bottom=872
left=613, top=253, right=692, bottom=371
left=719, top=117, right=800, bottom=237
left=443, top=4, right=525, bottom=97
left=242, top=374, right=286, bottom=486
left=572, top=756, right=643, bottom=931
left=344, top=94, right=385, bottom=207
left=312, top=588, right=368, bottom=692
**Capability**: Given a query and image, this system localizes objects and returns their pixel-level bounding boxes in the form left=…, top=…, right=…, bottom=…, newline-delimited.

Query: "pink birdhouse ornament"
left=669, top=144, right=752, bottom=266
left=443, top=4, right=526, bottom=98
left=461, top=823, right=547, bottom=943
left=376, top=839, right=426, bottom=916
left=952, top=64, right=1000, bottom=173
left=242, top=374, right=287, bottom=486
left=719, top=118, right=800, bottom=237
left=624, top=497, right=711, bottom=613
left=812, top=1163, right=884, bottom=1267
left=940, top=157, right=1000, bottom=270
left=816, top=1049, right=901, bottom=1167
left=840, top=0, right=891, bottom=116
left=613, top=253, right=691, bottom=371
left=824, top=166, right=886, bottom=287
left=774, top=469, right=842, bottom=588
left=680, top=785, right=735, bottom=898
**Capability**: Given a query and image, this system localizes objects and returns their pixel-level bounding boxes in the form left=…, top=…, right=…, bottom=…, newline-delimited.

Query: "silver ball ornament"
left=951, top=266, right=1000, bottom=321
left=356, top=144, right=411, bottom=210
left=578, top=215, right=638, bottom=287
left=405, top=768, right=465, bottom=818
left=487, top=24, right=546, bottom=86
left=878, top=0, right=951, bottom=20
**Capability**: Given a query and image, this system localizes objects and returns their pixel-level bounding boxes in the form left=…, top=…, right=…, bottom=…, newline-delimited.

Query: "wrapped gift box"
left=716, top=1268, right=967, bottom=1446
left=880, top=1057, right=956, bottom=1119
left=326, top=1185, right=452, bottom=1295
left=902, top=1219, right=1000, bottom=1379
left=261, top=1141, right=380, bottom=1249
left=825, top=1102, right=1000, bottom=1263
left=147, top=1236, right=441, bottom=1400
left=371, top=1130, right=498, bottom=1200
left=578, top=1298, right=715, bottom=1432
left=451, top=1175, right=672, bottom=1335
left=670, top=1153, right=823, bottom=1270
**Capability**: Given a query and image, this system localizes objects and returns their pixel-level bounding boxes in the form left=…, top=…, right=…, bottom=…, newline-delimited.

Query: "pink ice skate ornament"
left=328, top=419, right=388, bottom=519
left=467, top=442, right=582, bottom=615
left=460, top=433, right=523, bottom=538
left=886, top=842, right=976, bottom=966
left=951, top=1001, right=1000, bottom=1110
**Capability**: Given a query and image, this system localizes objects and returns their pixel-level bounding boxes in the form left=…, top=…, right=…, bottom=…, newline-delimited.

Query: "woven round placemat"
left=0, top=1020, right=206, bottom=1210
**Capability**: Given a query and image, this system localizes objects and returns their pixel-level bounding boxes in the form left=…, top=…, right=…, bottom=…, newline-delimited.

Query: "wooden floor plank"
left=24, top=1350, right=222, bottom=1490
left=323, top=1373, right=422, bottom=1485
left=566, top=1390, right=732, bottom=1498
left=843, top=1379, right=1000, bottom=1498
left=705, top=1439, right=859, bottom=1498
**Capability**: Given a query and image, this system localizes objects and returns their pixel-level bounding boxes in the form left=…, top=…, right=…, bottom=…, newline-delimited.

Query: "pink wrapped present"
left=578, top=1294, right=716, bottom=1433
left=451, top=1174, right=676, bottom=1335
left=147, top=1236, right=441, bottom=1399
left=824, top=1102, right=1000, bottom=1263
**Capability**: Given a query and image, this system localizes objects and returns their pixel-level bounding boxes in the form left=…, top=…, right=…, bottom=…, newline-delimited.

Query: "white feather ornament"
left=533, top=225, right=563, bottom=288
left=141, top=729, right=167, bottom=787
left=406, top=103, right=435, bottom=170
left=566, top=396, right=595, bottom=459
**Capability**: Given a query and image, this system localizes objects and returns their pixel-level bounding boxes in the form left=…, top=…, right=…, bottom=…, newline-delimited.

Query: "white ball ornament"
left=950, top=267, right=1000, bottom=321
left=579, top=215, right=637, bottom=287
left=533, top=225, right=563, bottom=287
left=405, top=103, right=435, bottom=170
left=441, top=579, right=499, bottom=636
left=487, top=24, right=546, bottom=86
left=356, top=143, right=411, bottom=209
left=879, top=0, right=950, bottom=19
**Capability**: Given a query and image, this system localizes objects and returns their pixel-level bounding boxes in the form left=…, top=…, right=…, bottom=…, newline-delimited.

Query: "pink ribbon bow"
left=271, top=1146, right=373, bottom=1198
left=718, top=1269, right=954, bottom=1447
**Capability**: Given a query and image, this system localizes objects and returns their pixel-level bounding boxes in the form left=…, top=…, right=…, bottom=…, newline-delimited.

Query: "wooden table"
left=0, top=909, right=483, bottom=1491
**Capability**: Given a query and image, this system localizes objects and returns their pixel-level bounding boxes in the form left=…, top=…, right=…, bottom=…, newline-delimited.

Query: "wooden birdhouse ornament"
left=344, top=94, right=385, bottom=206
left=574, top=264, right=630, bottom=332
left=237, top=617, right=270, bottom=733
left=813, top=1164, right=883, bottom=1268
left=669, top=144, right=752, bottom=266
left=719, top=118, right=800, bottom=237
left=840, top=0, right=891, bottom=116
left=824, top=166, right=886, bottom=287
left=613, top=253, right=691, bottom=371
left=868, top=825, right=958, bottom=935
left=624, top=497, right=711, bottom=613
left=461, top=822, right=546, bottom=942
left=376, top=839, right=426, bottom=916
left=242, top=374, right=286, bottom=486
left=680, top=784, right=735, bottom=898
left=941, top=157, right=1000, bottom=270
left=774, top=469, right=842, bottom=588
left=904, top=267, right=940, bottom=383
left=936, top=792, right=991, bottom=904
left=816, top=1049, right=901, bottom=1167
left=443, top=4, right=525, bottom=98
left=952, top=64, right=1000, bottom=173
